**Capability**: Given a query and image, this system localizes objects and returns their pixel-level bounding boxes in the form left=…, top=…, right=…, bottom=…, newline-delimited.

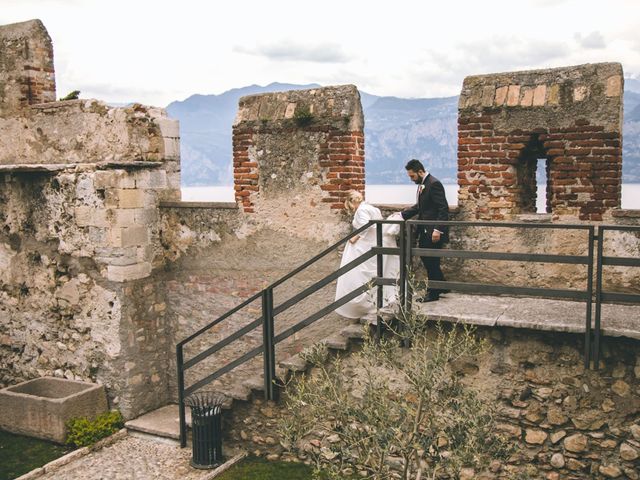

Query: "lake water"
left=182, top=184, right=640, bottom=211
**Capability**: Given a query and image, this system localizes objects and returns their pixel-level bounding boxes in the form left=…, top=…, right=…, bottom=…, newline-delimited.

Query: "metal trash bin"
left=185, top=391, right=226, bottom=469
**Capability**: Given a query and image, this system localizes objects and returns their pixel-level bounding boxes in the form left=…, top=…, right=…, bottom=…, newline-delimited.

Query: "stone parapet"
left=457, top=63, right=623, bottom=221
left=0, top=19, right=56, bottom=116
left=0, top=100, right=179, bottom=167
left=232, top=85, right=364, bottom=214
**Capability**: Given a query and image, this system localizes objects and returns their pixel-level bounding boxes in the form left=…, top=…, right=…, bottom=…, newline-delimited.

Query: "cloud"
left=574, top=31, right=606, bottom=49
left=234, top=41, right=351, bottom=63
left=421, top=35, right=571, bottom=82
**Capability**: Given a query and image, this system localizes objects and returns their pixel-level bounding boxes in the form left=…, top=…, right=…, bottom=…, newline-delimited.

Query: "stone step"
left=340, top=322, right=367, bottom=340
left=216, top=384, right=252, bottom=403
left=278, top=354, right=308, bottom=372
left=322, top=334, right=348, bottom=351
left=242, top=375, right=265, bottom=393
left=125, top=404, right=189, bottom=441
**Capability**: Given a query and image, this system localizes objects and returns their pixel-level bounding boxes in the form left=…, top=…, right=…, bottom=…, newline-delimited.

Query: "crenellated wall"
left=0, top=20, right=55, bottom=117
left=457, top=63, right=623, bottom=221
left=233, top=85, right=365, bottom=214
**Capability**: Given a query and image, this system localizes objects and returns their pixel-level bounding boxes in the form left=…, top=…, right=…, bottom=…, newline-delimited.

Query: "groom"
left=401, top=159, right=449, bottom=302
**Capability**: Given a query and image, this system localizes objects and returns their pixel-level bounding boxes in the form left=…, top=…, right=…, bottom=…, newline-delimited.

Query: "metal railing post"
left=399, top=221, right=406, bottom=309
left=584, top=226, right=595, bottom=369
left=594, top=227, right=604, bottom=370
left=176, top=344, right=187, bottom=448
left=262, top=288, right=277, bottom=401
left=376, top=222, right=383, bottom=340
left=405, top=222, right=414, bottom=312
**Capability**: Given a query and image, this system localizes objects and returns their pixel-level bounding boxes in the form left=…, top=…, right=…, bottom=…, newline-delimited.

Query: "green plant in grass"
left=65, top=410, right=123, bottom=448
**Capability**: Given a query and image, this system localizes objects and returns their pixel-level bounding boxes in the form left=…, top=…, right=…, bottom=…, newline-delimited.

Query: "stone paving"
left=35, top=434, right=215, bottom=480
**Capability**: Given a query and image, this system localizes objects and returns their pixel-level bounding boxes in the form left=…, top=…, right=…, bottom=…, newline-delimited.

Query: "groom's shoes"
left=427, top=288, right=450, bottom=296
left=417, top=292, right=440, bottom=303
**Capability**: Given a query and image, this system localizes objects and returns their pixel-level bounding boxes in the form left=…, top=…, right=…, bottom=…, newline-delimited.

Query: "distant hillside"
left=167, top=80, right=640, bottom=186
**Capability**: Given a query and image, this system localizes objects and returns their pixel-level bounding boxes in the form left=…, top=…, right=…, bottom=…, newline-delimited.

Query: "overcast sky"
left=2, top=0, right=639, bottom=107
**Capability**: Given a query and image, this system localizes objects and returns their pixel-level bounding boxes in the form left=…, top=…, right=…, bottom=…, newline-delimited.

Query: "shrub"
left=280, top=304, right=514, bottom=480
left=65, top=410, right=124, bottom=448
left=293, top=105, right=313, bottom=126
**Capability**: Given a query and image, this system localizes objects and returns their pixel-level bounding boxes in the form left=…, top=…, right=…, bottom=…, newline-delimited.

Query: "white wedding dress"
left=335, top=203, right=401, bottom=319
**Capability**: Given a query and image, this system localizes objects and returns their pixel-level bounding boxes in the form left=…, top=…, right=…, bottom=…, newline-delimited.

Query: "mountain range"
left=166, top=79, right=640, bottom=186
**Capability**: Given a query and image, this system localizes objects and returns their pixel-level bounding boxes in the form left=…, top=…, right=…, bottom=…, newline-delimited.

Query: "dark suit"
left=401, top=174, right=449, bottom=293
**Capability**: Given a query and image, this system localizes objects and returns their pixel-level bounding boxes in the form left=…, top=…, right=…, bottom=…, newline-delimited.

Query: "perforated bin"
left=184, top=391, right=226, bottom=468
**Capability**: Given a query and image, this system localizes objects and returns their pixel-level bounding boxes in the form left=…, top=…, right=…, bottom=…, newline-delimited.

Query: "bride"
left=335, top=191, right=401, bottom=319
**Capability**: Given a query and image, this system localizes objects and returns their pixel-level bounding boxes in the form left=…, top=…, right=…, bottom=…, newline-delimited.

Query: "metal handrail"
left=177, top=218, right=640, bottom=448
left=594, top=224, right=640, bottom=368
left=177, top=219, right=403, bottom=446
left=405, top=219, right=596, bottom=368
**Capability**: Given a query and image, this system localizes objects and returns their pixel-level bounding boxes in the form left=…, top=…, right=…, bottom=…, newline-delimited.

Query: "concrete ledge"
left=403, top=293, right=640, bottom=340
left=612, top=209, right=640, bottom=218
left=160, top=201, right=239, bottom=210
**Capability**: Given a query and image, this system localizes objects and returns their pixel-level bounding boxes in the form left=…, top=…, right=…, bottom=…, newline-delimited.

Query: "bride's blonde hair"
left=344, top=190, right=363, bottom=213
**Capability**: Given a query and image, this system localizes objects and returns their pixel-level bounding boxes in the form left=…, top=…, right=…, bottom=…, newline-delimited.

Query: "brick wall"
left=232, top=85, right=365, bottom=213
left=458, top=63, right=623, bottom=221
left=0, top=19, right=55, bottom=116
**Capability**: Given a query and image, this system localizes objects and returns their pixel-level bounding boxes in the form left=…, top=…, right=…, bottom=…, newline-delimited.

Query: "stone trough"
left=0, top=377, right=108, bottom=443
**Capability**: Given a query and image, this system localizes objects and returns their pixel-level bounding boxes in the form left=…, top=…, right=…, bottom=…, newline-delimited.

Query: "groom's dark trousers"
left=418, top=230, right=445, bottom=289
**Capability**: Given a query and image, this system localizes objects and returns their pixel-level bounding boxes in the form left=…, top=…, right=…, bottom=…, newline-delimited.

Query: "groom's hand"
left=432, top=230, right=441, bottom=243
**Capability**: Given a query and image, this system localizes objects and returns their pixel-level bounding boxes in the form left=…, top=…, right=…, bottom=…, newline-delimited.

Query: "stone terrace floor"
left=408, top=293, right=640, bottom=340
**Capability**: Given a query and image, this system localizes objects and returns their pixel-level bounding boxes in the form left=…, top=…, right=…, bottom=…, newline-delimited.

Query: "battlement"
left=0, top=19, right=56, bottom=116
left=457, top=63, right=623, bottom=221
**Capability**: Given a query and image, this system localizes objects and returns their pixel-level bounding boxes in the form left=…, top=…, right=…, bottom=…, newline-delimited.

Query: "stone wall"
left=0, top=127, right=178, bottom=418
left=0, top=19, right=55, bottom=117
left=458, top=63, right=623, bottom=221
left=222, top=325, right=640, bottom=480
left=0, top=19, right=182, bottom=418
left=233, top=85, right=365, bottom=214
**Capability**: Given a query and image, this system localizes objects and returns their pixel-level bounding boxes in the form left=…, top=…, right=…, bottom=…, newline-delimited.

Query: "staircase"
left=125, top=313, right=380, bottom=442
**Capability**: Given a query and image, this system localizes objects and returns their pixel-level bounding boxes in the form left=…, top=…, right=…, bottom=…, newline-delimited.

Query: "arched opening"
left=515, top=135, right=551, bottom=214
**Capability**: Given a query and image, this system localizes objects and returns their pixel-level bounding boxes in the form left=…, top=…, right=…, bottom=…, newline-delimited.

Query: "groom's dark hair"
left=405, top=159, right=425, bottom=173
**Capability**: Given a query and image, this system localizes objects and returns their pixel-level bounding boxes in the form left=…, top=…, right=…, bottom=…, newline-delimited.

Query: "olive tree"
left=279, top=307, right=513, bottom=479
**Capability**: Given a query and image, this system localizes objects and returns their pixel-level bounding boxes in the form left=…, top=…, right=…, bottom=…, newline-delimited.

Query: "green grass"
left=0, top=430, right=72, bottom=480
left=217, top=457, right=316, bottom=480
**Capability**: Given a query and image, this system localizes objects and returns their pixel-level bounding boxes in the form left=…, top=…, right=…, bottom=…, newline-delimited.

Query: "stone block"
left=106, top=262, right=152, bottom=282
left=94, top=246, right=137, bottom=266
left=109, top=209, right=136, bottom=227
left=163, top=137, right=180, bottom=160
left=548, top=84, right=560, bottom=105
left=495, top=86, right=508, bottom=106
left=506, top=85, right=521, bottom=106
left=134, top=170, right=167, bottom=190
left=107, top=226, right=148, bottom=248
left=167, top=172, right=181, bottom=190
left=116, top=189, right=146, bottom=209
left=606, top=75, right=622, bottom=97
left=0, top=378, right=107, bottom=443
left=481, top=86, right=495, bottom=107
left=134, top=208, right=158, bottom=224
left=573, top=85, right=589, bottom=102
left=120, top=226, right=149, bottom=247
left=532, top=85, right=547, bottom=106
left=74, top=207, right=108, bottom=227
left=520, top=87, right=534, bottom=107
left=284, top=102, right=296, bottom=119
left=93, top=170, right=135, bottom=189
left=156, top=117, right=179, bottom=138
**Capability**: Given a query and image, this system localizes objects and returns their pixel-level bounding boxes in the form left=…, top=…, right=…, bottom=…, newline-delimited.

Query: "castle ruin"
left=1, top=19, right=639, bottom=479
